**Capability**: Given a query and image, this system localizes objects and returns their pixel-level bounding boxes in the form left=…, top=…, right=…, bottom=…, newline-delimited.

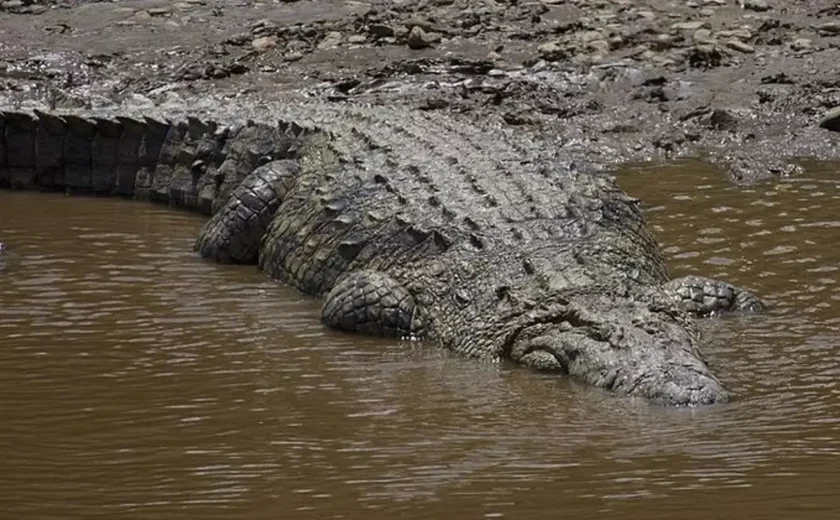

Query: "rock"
left=394, top=26, right=409, bottom=40
left=420, top=98, right=449, bottom=111
left=608, top=35, right=624, bottom=50
left=579, top=30, right=604, bottom=43
left=693, top=28, right=714, bottom=44
left=816, top=22, right=840, bottom=36
left=743, top=0, right=771, bottom=12
left=789, top=38, right=812, bottom=51
left=125, top=93, right=156, bottom=109
left=727, top=28, right=753, bottom=40
left=251, top=36, right=278, bottom=52
left=673, top=21, right=708, bottom=31
left=537, top=41, right=567, bottom=62
left=251, top=19, right=280, bottom=36
left=148, top=7, right=171, bottom=16
left=368, top=24, right=394, bottom=38
left=819, top=106, right=840, bottom=132
left=407, top=27, right=434, bottom=49
left=317, top=31, right=343, bottom=50
left=503, top=110, right=539, bottom=126
left=726, top=39, right=755, bottom=53
left=688, top=44, right=723, bottom=68
left=347, top=34, right=367, bottom=44
left=587, top=39, right=610, bottom=54
left=654, top=34, right=674, bottom=51
left=284, top=52, right=304, bottom=62
left=708, top=109, right=738, bottom=131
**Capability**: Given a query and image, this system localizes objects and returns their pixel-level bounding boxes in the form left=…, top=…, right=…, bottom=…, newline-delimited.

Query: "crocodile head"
left=503, top=292, right=729, bottom=406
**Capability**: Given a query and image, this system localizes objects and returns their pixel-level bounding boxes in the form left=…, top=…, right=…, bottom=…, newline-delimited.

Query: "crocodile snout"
left=507, top=297, right=731, bottom=406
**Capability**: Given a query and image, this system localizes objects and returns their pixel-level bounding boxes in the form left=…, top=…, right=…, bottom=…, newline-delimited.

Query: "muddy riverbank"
left=1, top=0, right=839, bottom=183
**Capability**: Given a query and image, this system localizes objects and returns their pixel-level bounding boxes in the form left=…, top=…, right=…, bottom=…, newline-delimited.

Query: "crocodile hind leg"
left=322, top=270, right=426, bottom=339
left=663, top=275, right=766, bottom=316
left=195, top=159, right=300, bottom=263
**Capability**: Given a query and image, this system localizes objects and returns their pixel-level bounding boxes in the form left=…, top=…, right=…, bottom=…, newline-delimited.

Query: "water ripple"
left=2, top=164, right=840, bottom=520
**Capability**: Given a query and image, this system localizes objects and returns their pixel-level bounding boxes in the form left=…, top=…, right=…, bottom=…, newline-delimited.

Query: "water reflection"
left=1, top=162, right=840, bottom=520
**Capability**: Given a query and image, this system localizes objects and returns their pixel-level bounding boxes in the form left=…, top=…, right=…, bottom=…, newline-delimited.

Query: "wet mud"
left=1, top=0, right=838, bottom=182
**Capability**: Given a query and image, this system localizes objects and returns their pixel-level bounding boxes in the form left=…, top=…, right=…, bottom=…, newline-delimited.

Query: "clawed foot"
left=322, top=270, right=425, bottom=339
left=663, top=275, right=766, bottom=317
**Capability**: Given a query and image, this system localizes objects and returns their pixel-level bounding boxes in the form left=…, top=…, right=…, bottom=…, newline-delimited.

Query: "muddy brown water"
left=1, top=161, right=839, bottom=519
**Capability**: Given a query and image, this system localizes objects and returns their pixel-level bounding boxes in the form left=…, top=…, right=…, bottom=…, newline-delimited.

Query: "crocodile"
left=0, top=101, right=764, bottom=406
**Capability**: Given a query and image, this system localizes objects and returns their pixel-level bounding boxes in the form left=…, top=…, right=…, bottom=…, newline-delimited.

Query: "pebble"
left=817, top=22, right=840, bottom=35
left=368, top=24, right=395, bottom=38
left=252, top=36, right=278, bottom=52
left=726, top=39, right=755, bottom=53
left=693, top=28, right=714, bottom=44
left=317, top=31, right=343, bottom=50
left=407, top=27, right=433, bottom=49
left=579, top=30, right=604, bottom=43
left=654, top=34, right=674, bottom=50
left=672, top=21, right=708, bottom=31
left=819, top=106, right=840, bottom=132
left=587, top=39, right=610, bottom=54
left=148, top=7, right=171, bottom=17
left=537, top=41, right=566, bottom=61
left=789, top=38, right=812, bottom=51
left=743, top=0, right=771, bottom=12
left=728, top=28, right=753, bottom=40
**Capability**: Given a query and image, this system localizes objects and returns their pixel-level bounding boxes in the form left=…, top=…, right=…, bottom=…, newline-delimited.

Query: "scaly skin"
left=0, top=101, right=764, bottom=406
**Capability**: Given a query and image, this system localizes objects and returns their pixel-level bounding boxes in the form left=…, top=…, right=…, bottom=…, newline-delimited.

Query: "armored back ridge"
left=0, top=101, right=764, bottom=406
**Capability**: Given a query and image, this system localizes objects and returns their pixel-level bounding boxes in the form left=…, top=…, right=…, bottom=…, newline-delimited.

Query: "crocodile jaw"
left=506, top=298, right=730, bottom=406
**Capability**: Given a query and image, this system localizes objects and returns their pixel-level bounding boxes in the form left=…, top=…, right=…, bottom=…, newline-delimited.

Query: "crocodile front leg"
left=322, top=270, right=426, bottom=339
left=663, top=275, right=766, bottom=316
left=195, top=159, right=299, bottom=264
